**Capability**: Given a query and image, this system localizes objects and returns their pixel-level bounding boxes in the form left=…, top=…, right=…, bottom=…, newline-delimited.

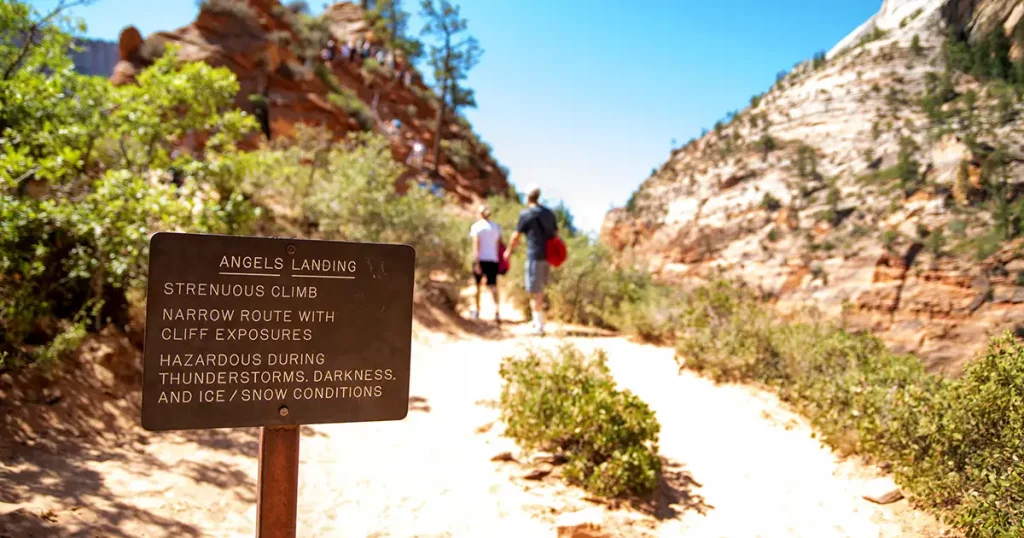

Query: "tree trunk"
left=432, top=87, right=447, bottom=175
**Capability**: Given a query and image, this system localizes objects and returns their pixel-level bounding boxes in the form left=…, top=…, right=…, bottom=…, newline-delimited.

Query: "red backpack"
left=546, top=236, right=567, bottom=268
left=497, top=239, right=510, bottom=274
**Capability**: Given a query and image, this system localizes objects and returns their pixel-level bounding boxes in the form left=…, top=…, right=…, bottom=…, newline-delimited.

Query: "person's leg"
left=472, top=271, right=482, bottom=319
left=532, top=261, right=550, bottom=334
left=530, top=293, right=544, bottom=332
left=490, top=285, right=500, bottom=322
left=525, top=260, right=539, bottom=330
left=474, top=282, right=481, bottom=318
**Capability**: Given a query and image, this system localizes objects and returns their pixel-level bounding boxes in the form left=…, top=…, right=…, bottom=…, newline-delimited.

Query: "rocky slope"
left=111, top=0, right=507, bottom=203
left=603, top=0, right=1024, bottom=373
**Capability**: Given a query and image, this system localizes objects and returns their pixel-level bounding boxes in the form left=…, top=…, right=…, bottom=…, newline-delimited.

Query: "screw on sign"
left=141, top=233, right=416, bottom=537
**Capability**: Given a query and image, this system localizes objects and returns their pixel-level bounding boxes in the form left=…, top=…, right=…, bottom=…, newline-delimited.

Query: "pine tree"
left=911, top=34, right=923, bottom=56
left=420, top=0, right=481, bottom=173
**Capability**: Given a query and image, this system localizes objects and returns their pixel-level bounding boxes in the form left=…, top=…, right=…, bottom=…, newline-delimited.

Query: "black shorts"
left=474, top=261, right=500, bottom=286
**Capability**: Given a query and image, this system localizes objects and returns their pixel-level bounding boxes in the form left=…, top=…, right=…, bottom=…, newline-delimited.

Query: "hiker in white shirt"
left=469, top=205, right=502, bottom=323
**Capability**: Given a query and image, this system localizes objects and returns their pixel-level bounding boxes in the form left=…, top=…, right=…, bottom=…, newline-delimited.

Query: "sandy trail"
left=1, top=313, right=950, bottom=537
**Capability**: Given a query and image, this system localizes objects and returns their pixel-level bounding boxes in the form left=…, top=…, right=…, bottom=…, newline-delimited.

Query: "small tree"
left=896, top=136, right=923, bottom=196
left=911, top=34, right=923, bottom=56
left=812, top=50, right=827, bottom=69
left=796, top=144, right=817, bottom=179
left=757, top=134, right=776, bottom=155
left=369, top=0, right=423, bottom=62
left=953, top=159, right=973, bottom=205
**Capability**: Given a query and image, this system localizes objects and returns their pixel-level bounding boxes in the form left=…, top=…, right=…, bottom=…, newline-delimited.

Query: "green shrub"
left=327, top=89, right=375, bottom=131
left=923, top=228, right=946, bottom=257
left=544, top=237, right=643, bottom=328
left=441, top=138, right=475, bottom=169
left=881, top=229, right=899, bottom=251
left=673, top=280, right=1024, bottom=536
left=614, top=284, right=687, bottom=343
left=675, top=281, right=776, bottom=381
left=911, top=34, right=923, bottom=56
left=1, top=13, right=260, bottom=367
left=255, top=129, right=470, bottom=284
left=756, top=134, right=776, bottom=153
left=795, top=143, right=817, bottom=178
left=812, top=50, right=826, bottom=69
left=625, top=188, right=640, bottom=212
left=858, top=26, right=888, bottom=47
left=760, top=192, right=781, bottom=211
left=499, top=345, right=662, bottom=497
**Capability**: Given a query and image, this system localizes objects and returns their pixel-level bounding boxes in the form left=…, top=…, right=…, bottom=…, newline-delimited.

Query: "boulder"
left=118, top=26, right=143, bottom=61
left=862, top=477, right=904, bottom=505
left=522, top=464, right=552, bottom=480
left=490, top=451, right=516, bottom=463
left=555, top=508, right=612, bottom=538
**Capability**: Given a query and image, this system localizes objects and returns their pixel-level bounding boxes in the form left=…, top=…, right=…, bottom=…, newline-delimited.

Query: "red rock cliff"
left=112, top=0, right=508, bottom=203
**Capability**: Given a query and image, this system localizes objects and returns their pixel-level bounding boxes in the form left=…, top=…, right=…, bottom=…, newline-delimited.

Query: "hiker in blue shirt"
left=504, top=185, right=557, bottom=336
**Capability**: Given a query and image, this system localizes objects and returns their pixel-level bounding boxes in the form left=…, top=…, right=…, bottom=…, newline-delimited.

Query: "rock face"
left=111, top=0, right=508, bottom=203
left=603, top=0, right=1024, bottom=373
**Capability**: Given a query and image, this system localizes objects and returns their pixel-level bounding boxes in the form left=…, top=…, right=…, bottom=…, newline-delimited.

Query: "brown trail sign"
left=141, top=232, right=416, bottom=537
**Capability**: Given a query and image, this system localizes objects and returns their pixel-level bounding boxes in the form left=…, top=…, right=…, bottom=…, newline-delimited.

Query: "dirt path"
left=1, top=314, right=951, bottom=537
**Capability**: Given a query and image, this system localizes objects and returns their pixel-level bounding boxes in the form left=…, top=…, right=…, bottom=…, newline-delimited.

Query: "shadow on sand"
left=587, top=457, right=712, bottom=520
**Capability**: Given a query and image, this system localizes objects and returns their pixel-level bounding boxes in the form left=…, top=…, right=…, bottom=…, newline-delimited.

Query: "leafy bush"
left=857, top=26, right=889, bottom=47
left=499, top=345, right=662, bottom=497
left=795, top=143, right=817, bottom=178
left=327, top=88, right=375, bottom=131
left=675, top=281, right=776, bottom=381
left=674, top=281, right=1024, bottom=536
left=944, top=27, right=1019, bottom=84
left=254, top=129, right=470, bottom=284
left=760, top=192, right=781, bottom=211
left=910, top=34, right=923, bottom=56
left=440, top=138, right=475, bottom=169
left=812, top=50, right=826, bottom=69
left=1, top=5, right=260, bottom=367
left=544, top=238, right=648, bottom=328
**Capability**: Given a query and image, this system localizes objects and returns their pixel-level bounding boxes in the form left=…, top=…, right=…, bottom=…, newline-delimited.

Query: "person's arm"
left=504, top=232, right=520, bottom=262
left=473, top=234, right=481, bottom=271
left=505, top=214, right=527, bottom=261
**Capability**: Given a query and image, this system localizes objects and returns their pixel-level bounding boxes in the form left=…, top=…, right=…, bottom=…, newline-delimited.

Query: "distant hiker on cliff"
left=504, top=185, right=558, bottom=336
left=469, top=205, right=503, bottom=323
left=320, top=46, right=334, bottom=62
left=407, top=140, right=425, bottom=167
left=340, top=41, right=352, bottom=62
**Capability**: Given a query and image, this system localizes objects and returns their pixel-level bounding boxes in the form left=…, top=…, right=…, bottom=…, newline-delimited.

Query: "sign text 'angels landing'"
left=141, top=233, right=416, bottom=432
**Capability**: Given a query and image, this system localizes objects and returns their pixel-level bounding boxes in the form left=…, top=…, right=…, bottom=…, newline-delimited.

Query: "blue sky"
left=33, top=0, right=880, bottom=232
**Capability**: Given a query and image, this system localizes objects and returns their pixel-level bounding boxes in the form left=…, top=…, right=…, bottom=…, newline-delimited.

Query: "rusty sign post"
left=256, top=425, right=300, bottom=538
left=141, top=233, right=416, bottom=536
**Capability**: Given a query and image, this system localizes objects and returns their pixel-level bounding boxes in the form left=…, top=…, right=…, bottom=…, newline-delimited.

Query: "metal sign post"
left=140, top=232, right=416, bottom=536
left=256, top=425, right=300, bottom=538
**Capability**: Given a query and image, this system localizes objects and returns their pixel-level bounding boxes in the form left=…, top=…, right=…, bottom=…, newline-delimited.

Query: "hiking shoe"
left=529, top=327, right=545, bottom=337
